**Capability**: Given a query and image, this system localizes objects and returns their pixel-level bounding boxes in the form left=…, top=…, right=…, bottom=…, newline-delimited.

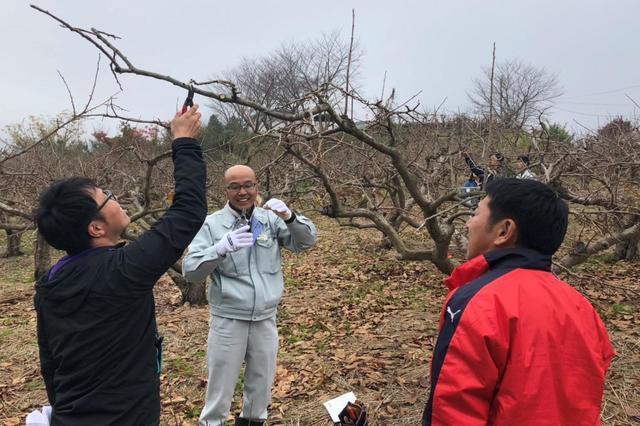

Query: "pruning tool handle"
left=181, top=85, right=195, bottom=114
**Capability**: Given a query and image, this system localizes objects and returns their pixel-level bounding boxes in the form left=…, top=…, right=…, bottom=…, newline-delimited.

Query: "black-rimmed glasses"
left=95, top=189, right=117, bottom=214
left=226, top=182, right=257, bottom=192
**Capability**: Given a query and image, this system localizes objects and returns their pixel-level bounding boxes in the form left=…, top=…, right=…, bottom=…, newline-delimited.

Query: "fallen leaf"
left=406, top=392, right=419, bottom=404
left=624, top=406, right=640, bottom=419
left=419, top=376, right=430, bottom=388
left=164, top=396, right=186, bottom=405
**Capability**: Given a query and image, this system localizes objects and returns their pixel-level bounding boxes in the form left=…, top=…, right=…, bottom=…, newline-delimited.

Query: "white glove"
left=263, top=198, right=292, bottom=220
left=26, top=406, right=51, bottom=426
left=214, top=225, right=253, bottom=256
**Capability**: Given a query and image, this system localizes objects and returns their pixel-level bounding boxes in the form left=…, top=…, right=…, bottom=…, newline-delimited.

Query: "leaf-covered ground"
left=0, top=216, right=638, bottom=425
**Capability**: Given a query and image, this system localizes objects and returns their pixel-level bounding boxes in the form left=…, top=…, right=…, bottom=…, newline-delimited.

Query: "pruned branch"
left=0, top=201, right=33, bottom=221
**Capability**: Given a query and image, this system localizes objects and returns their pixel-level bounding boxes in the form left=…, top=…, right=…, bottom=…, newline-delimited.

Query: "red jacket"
left=423, top=248, right=614, bottom=426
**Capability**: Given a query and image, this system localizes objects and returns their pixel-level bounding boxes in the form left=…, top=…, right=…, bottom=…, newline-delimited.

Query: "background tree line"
left=2, top=9, right=640, bottom=305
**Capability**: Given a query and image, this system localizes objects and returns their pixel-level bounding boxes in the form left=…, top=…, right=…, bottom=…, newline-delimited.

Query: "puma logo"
left=447, top=306, right=461, bottom=323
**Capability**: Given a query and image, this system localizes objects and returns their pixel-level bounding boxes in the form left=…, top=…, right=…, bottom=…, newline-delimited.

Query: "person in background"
left=461, top=151, right=511, bottom=188
left=462, top=173, right=480, bottom=209
left=515, top=154, right=537, bottom=180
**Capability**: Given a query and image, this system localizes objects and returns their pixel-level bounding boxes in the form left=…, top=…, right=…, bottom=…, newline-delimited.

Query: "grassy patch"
left=193, top=349, right=207, bottom=360
left=347, top=280, right=385, bottom=304
left=167, top=356, right=195, bottom=376
left=0, top=328, right=14, bottom=345
left=593, top=252, right=620, bottom=264
left=186, top=405, right=201, bottom=419
left=0, top=255, right=35, bottom=288
left=24, top=377, right=45, bottom=391
left=612, top=303, right=635, bottom=315
left=284, top=276, right=301, bottom=288
left=277, top=307, right=290, bottom=321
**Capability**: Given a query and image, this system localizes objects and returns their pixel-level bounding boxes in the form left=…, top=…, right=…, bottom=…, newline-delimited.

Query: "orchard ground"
left=0, top=216, right=638, bottom=425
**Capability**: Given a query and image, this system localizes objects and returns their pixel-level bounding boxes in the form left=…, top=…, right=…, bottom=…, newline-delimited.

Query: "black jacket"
left=34, top=138, right=207, bottom=425
left=463, top=154, right=496, bottom=188
left=463, top=154, right=514, bottom=188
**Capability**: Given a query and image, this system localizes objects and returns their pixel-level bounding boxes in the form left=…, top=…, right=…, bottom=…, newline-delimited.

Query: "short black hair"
left=517, top=155, right=530, bottom=166
left=35, top=177, right=100, bottom=255
left=485, top=178, right=568, bottom=255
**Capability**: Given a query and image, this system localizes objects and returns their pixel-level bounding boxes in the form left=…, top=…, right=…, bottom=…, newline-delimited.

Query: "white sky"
left=2, top=0, right=639, bottom=138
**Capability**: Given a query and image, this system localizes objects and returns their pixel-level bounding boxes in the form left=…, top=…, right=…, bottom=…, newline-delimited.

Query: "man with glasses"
left=183, top=164, right=317, bottom=426
left=34, top=105, right=206, bottom=425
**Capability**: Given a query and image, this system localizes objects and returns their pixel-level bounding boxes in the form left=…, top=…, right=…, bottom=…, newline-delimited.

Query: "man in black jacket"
left=461, top=150, right=512, bottom=188
left=33, top=105, right=206, bottom=425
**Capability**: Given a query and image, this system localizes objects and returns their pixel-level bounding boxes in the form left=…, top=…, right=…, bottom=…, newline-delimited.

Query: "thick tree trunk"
left=4, top=229, right=23, bottom=257
left=34, top=232, right=52, bottom=281
left=615, top=236, right=639, bottom=261
left=614, top=216, right=640, bottom=261
left=166, top=268, right=207, bottom=305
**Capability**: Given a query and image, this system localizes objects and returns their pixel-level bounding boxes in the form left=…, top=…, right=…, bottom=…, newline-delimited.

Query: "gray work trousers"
left=199, top=315, right=278, bottom=426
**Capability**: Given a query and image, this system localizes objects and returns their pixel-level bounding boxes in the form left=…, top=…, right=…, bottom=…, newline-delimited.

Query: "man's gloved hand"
left=214, top=225, right=253, bottom=256
left=263, top=198, right=292, bottom=221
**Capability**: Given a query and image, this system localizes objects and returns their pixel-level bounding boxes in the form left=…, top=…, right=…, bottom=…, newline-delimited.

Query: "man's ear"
left=87, top=220, right=105, bottom=239
left=494, top=218, right=518, bottom=247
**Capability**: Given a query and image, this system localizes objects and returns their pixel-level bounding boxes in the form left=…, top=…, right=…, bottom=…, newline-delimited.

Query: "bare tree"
left=0, top=114, right=225, bottom=303
left=27, top=5, right=640, bottom=282
left=539, top=118, right=640, bottom=267
left=469, top=59, right=563, bottom=129
left=30, top=5, right=468, bottom=273
left=212, top=31, right=361, bottom=134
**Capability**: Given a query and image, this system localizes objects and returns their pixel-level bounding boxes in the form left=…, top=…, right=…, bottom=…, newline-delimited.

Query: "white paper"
left=323, top=391, right=356, bottom=423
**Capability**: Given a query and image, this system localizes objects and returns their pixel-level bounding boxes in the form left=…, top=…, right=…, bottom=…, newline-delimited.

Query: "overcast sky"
left=2, top=0, right=639, bottom=138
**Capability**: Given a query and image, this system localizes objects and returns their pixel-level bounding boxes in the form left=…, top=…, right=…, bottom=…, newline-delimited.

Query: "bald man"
left=183, top=165, right=317, bottom=426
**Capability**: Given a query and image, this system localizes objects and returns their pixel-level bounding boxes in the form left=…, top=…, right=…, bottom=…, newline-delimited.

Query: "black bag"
left=338, top=400, right=368, bottom=426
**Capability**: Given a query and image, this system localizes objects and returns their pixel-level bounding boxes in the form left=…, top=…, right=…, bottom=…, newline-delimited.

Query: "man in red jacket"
left=423, top=178, right=614, bottom=426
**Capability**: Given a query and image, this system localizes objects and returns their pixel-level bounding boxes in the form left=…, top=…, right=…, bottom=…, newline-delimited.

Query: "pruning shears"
left=181, top=85, right=195, bottom=114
